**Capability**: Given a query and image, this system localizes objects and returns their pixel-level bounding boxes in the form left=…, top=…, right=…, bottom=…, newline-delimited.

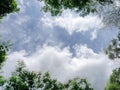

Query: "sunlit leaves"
left=0, top=76, right=6, bottom=86
left=105, top=68, right=120, bottom=90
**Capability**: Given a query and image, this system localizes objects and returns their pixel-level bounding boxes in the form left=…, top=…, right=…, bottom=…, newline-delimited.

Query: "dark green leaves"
left=40, top=0, right=113, bottom=16
left=0, top=40, right=12, bottom=68
left=0, top=40, right=11, bottom=87
left=0, top=0, right=19, bottom=19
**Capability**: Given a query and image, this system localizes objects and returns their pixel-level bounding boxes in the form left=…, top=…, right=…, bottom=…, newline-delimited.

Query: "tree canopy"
left=0, top=40, right=12, bottom=88
left=1, top=61, right=93, bottom=90
left=105, top=68, right=120, bottom=90
left=105, top=32, right=120, bottom=60
left=39, top=0, right=113, bottom=16
left=0, top=40, right=11, bottom=69
left=39, top=0, right=120, bottom=29
left=0, top=0, right=19, bottom=19
left=0, top=0, right=120, bottom=90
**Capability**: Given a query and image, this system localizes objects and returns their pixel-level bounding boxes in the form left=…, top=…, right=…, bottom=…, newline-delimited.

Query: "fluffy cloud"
left=0, top=0, right=118, bottom=54
left=0, top=1, right=119, bottom=90
left=2, top=45, right=119, bottom=90
left=41, top=11, right=104, bottom=40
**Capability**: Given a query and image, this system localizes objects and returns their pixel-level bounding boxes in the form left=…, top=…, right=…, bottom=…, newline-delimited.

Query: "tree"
left=105, top=68, right=120, bottom=90
left=0, top=0, right=19, bottom=19
left=0, top=0, right=17, bottom=84
left=0, top=40, right=12, bottom=87
left=2, top=61, right=93, bottom=90
left=3, top=61, right=42, bottom=90
left=39, top=0, right=113, bottom=16
left=105, top=32, right=120, bottom=60
left=98, top=0, right=120, bottom=27
left=65, top=78, right=93, bottom=90
left=39, top=0, right=120, bottom=30
left=0, top=40, right=12, bottom=69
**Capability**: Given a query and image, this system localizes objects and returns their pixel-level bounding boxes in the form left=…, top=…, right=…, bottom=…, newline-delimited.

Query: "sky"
left=0, top=0, right=120, bottom=90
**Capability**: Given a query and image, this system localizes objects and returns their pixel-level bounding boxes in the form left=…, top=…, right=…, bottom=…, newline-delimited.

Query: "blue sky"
left=0, top=0, right=120, bottom=90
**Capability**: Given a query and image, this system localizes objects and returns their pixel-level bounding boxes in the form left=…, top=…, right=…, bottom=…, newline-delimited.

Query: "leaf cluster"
left=105, top=32, right=120, bottom=60
left=105, top=68, right=120, bottom=90
left=0, top=40, right=12, bottom=69
left=39, top=0, right=113, bottom=16
left=1, top=61, right=93, bottom=90
left=0, top=0, right=19, bottom=19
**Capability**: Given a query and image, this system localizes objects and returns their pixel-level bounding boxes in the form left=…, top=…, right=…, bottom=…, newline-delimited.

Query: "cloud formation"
left=2, top=45, right=119, bottom=90
left=0, top=0, right=119, bottom=90
left=0, top=0, right=118, bottom=53
left=41, top=11, right=104, bottom=40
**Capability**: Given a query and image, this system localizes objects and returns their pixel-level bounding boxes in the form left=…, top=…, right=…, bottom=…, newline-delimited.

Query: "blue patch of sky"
left=52, top=26, right=118, bottom=53
left=0, top=0, right=119, bottom=56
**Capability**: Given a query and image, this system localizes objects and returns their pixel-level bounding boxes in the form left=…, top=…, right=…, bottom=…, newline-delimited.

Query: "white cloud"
left=41, top=11, right=104, bottom=40
left=0, top=1, right=119, bottom=90
left=73, top=44, right=97, bottom=58
left=2, top=45, right=119, bottom=90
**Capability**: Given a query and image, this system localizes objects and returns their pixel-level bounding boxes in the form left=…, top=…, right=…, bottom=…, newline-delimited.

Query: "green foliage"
left=105, top=68, right=120, bottom=90
left=65, top=78, right=93, bottom=90
left=39, top=0, right=113, bottom=16
left=0, top=40, right=11, bottom=87
left=105, top=32, right=120, bottom=60
left=0, top=76, right=6, bottom=86
left=2, top=61, right=93, bottom=90
left=0, top=40, right=12, bottom=69
left=4, top=61, right=42, bottom=90
left=41, top=72, right=64, bottom=90
left=0, top=0, right=19, bottom=19
left=5, top=75, right=29, bottom=90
